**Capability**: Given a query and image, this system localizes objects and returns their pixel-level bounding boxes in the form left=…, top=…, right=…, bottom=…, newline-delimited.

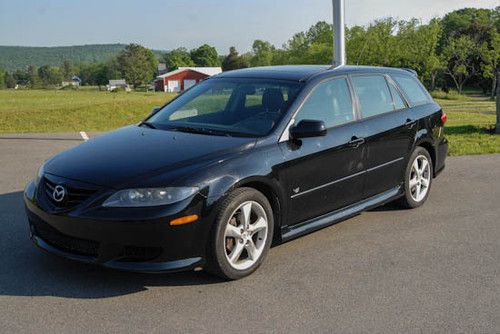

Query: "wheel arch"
left=415, top=140, right=436, bottom=177
left=232, top=177, right=285, bottom=244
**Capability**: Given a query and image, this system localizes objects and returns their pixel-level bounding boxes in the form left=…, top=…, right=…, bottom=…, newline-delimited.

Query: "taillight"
left=441, top=112, right=447, bottom=124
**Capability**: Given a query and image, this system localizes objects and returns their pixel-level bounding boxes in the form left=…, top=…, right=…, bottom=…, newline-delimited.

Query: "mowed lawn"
left=0, top=89, right=498, bottom=156
left=0, top=90, right=176, bottom=133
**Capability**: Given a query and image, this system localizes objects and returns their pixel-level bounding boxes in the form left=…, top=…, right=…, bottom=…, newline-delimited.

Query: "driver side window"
left=295, top=78, right=354, bottom=128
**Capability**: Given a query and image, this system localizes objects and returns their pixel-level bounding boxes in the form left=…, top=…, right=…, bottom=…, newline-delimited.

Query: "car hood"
left=45, top=126, right=256, bottom=188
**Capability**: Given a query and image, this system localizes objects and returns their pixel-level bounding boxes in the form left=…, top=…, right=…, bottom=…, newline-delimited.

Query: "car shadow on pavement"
left=0, top=191, right=224, bottom=300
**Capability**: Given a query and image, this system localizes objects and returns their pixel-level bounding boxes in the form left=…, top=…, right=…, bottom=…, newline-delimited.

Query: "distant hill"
left=0, top=44, right=165, bottom=71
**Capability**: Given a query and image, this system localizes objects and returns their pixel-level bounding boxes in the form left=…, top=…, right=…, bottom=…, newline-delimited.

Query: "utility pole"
left=332, top=0, right=346, bottom=68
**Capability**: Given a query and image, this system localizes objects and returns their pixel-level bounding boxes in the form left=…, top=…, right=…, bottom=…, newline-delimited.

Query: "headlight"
left=102, top=187, right=199, bottom=208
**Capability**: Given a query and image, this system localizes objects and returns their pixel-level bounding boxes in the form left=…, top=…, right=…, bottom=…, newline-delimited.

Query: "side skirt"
left=281, top=185, right=403, bottom=242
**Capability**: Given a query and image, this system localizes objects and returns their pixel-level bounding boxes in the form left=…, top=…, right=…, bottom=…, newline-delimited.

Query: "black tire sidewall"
left=209, top=188, right=274, bottom=280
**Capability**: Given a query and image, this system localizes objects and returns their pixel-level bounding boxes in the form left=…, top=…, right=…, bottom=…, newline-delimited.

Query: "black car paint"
left=24, top=65, right=448, bottom=272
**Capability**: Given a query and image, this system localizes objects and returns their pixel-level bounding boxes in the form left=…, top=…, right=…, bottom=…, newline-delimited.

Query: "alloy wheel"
left=224, top=201, right=268, bottom=271
left=409, top=155, right=431, bottom=202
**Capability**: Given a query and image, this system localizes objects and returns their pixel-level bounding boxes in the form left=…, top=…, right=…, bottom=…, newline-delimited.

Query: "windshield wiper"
left=139, top=121, right=158, bottom=129
left=167, top=126, right=231, bottom=137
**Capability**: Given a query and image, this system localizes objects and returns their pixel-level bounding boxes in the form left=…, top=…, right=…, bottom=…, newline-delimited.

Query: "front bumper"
left=24, top=185, right=212, bottom=273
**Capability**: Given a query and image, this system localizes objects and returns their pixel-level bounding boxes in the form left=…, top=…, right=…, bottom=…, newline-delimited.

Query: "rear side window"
left=351, top=76, right=394, bottom=118
left=295, top=78, right=354, bottom=128
left=388, top=83, right=406, bottom=110
left=392, top=75, right=430, bottom=106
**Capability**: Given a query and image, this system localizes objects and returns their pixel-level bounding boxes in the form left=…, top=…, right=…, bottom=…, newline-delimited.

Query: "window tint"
left=389, top=83, right=406, bottom=110
left=295, top=78, right=354, bottom=128
left=168, top=86, right=231, bottom=121
left=150, top=79, right=301, bottom=137
left=392, top=75, right=430, bottom=106
left=351, top=76, right=394, bottom=118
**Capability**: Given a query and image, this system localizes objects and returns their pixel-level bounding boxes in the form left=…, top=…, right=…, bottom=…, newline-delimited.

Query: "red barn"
left=155, top=67, right=222, bottom=92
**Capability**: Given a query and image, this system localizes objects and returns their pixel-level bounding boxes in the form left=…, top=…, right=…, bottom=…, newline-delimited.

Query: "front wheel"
left=398, top=147, right=433, bottom=209
left=207, top=188, right=274, bottom=280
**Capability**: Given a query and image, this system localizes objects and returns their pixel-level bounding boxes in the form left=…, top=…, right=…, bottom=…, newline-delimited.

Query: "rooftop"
left=216, top=65, right=414, bottom=81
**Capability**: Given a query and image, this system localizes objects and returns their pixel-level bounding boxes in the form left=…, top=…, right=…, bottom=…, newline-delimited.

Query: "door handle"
left=405, top=118, right=416, bottom=129
left=348, top=136, right=365, bottom=148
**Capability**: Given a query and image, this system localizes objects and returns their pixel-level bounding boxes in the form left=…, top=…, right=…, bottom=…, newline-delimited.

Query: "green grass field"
left=0, top=89, right=498, bottom=156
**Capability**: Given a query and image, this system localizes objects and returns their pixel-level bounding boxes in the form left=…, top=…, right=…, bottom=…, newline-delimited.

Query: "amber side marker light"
left=170, top=215, right=199, bottom=226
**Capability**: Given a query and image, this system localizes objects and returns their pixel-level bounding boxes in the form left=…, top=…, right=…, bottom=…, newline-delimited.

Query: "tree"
left=222, top=47, right=248, bottom=71
left=442, top=36, right=478, bottom=94
left=4, top=71, right=16, bottom=88
left=62, top=60, right=74, bottom=80
left=0, top=68, right=5, bottom=89
left=479, top=32, right=500, bottom=98
left=163, top=48, right=195, bottom=71
left=116, top=43, right=158, bottom=88
left=497, top=70, right=500, bottom=134
left=250, top=40, right=276, bottom=67
left=190, top=44, right=220, bottom=67
left=27, top=65, right=41, bottom=88
left=38, top=65, right=62, bottom=86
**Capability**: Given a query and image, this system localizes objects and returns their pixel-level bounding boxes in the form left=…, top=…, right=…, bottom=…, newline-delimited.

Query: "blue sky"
left=0, top=0, right=497, bottom=52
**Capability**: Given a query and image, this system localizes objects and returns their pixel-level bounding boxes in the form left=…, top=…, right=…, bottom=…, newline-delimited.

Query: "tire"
left=397, top=147, right=433, bottom=209
left=206, top=188, right=274, bottom=280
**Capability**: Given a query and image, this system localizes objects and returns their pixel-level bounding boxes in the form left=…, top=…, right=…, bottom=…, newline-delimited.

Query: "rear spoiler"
left=403, top=68, right=418, bottom=76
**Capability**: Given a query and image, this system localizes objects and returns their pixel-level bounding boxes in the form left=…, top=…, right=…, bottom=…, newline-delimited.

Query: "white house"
left=107, top=79, right=131, bottom=92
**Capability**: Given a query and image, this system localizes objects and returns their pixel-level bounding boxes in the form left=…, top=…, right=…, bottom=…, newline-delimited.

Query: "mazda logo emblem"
left=52, top=185, right=66, bottom=203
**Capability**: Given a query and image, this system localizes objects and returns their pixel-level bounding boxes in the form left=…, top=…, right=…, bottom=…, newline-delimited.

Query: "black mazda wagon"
left=24, top=65, right=448, bottom=279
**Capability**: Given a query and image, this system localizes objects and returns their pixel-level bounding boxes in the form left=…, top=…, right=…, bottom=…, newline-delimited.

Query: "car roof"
left=215, top=65, right=415, bottom=82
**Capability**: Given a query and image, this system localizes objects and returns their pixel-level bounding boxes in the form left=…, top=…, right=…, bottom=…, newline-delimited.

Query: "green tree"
left=442, top=36, right=478, bottom=94
left=38, top=65, right=62, bottom=86
left=479, top=32, right=500, bottom=98
left=4, top=71, right=16, bottom=88
left=0, top=68, right=5, bottom=89
left=190, top=44, right=220, bottom=67
left=222, top=47, right=248, bottom=71
left=62, top=60, right=74, bottom=80
left=250, top=40, right=276, bottom=67
left=396, top=19, right=443, bottom=89
left=163, top=48, right=195, bottom=71
left=117, top=44, right=158, bottom=88
left=27, top=65, right=41, bottom=88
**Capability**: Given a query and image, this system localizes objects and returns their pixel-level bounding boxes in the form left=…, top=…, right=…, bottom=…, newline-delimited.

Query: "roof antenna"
left=332, top=0, right=346, bottom=68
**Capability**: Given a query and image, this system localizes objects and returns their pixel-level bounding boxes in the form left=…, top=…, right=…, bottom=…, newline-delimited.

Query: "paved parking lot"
left=0, top=134, right=499, bottom=333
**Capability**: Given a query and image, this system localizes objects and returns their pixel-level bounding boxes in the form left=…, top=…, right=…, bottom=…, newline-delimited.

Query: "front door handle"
left=348, top=136, right=365, bottom=148
left=405, top=118, right=416, bottom=129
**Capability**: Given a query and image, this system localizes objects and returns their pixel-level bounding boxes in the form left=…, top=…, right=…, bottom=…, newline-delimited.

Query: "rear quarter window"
left=392, top=74, right=431, bottom=106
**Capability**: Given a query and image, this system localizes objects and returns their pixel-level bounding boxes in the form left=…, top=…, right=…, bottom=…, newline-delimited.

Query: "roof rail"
left=403, top=68, right=418, bottom=76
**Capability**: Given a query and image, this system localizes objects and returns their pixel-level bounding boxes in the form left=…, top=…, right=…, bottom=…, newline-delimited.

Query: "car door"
left=279, top=76, right=367, bottom=226
left=350, top=74, right=416, bottom=199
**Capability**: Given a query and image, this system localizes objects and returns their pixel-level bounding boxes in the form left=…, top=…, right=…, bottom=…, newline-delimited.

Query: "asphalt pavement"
left=0, top=134, right=498, bottom=333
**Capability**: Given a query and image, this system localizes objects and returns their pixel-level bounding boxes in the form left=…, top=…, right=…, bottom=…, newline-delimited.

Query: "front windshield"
left=148, top=78, right=302, bottom=137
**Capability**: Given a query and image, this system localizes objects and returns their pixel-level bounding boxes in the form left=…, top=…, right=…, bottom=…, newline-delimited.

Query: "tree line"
left=0, top=7, right=498, bottom=95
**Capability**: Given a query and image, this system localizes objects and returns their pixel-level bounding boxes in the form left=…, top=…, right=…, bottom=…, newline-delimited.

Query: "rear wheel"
left=398, top=147, right=433, bottom=209
left=207, top=188, right=273, bottom=280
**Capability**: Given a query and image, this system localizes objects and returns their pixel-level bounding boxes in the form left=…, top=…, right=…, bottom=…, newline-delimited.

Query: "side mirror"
left=290, top=120, right=327, bottom=139
left=150, top=107, right=161, bottom=116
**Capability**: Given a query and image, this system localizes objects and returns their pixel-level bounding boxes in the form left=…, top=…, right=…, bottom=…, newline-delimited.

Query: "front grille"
left=32, top=219, right=99, bottom=257
left=43, top=177, right=97, bottom=209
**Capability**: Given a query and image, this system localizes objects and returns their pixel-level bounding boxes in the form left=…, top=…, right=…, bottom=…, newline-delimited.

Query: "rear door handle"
left=405, top=118, right=416, bottom=129
left=348, top=136, right=365, bottom=148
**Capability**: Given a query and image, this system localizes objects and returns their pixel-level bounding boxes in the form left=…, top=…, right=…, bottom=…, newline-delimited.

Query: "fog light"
left=170, top=215, right=199, bottom=226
